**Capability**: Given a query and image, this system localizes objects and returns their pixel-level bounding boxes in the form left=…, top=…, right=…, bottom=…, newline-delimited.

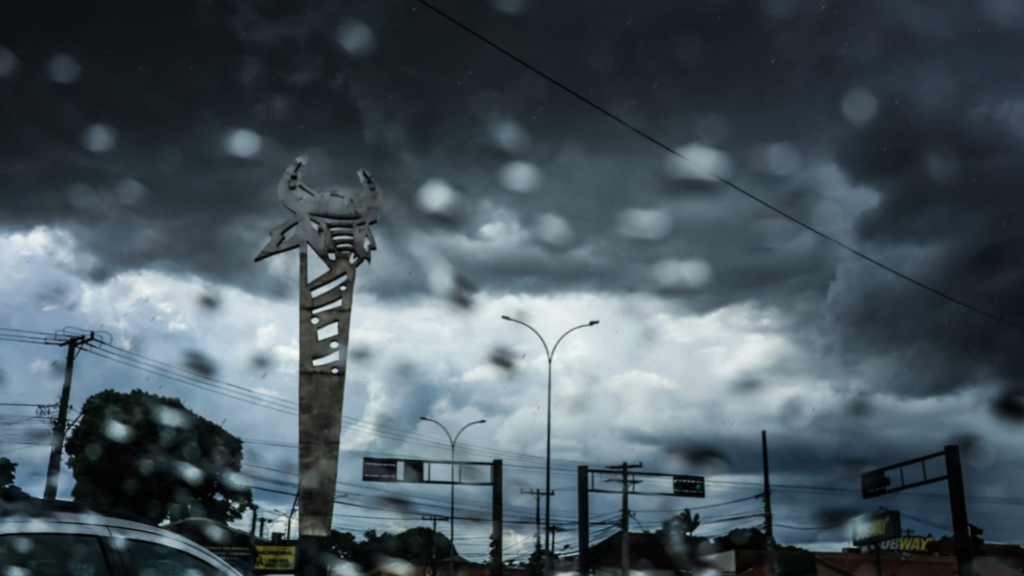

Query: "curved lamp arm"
left=420, top=417, right=453, bottom=447
left=453, top=419, right=487, bottom=446
left=501, top=316, right=551, bottom=359
left=550, top=321, right=600, bottom=358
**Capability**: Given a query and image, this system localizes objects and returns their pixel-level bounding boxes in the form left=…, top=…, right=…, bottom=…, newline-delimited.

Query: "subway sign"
left=852, top=510, right=901, bottom=546
left=864, top=535, right=935, bottom=553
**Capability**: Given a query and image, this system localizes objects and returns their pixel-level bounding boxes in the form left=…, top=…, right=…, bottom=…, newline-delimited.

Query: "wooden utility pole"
left=762, top=431, right=776, bottom=576
left=44, top=332, right=95, bottom=500
left=606, top=462, right=642, bottom=576
left=423, top=516, right=449, bottom=576
left=524, top=489, right=554, bottom=552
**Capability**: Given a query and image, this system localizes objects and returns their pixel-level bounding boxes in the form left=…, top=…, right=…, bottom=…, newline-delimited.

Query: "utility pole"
left=945, top=445, right=973, bottom=576
left=423, top=516, right=450, bottom=576
left=251, top=506, right=259, bottom=536
left=606, top=462, right=642, bottom=576
left=762, top=431, right=776, bottom=576
left=287, top=491, right=300, bottom=541
left=578, top=466, right=589, bottom=576
left=523, top=489, right=554, bottom=552
left=44, top=332, right=96, bottom=500
left=492, top=460, right=503, bottom=576
left=260, top=518, right=267, bottom=539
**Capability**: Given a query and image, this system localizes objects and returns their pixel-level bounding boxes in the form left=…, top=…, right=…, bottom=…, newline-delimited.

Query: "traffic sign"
left=672, top=475, right=706, bottom=498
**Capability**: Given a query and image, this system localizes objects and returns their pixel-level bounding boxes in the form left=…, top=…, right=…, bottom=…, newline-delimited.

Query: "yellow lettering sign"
left=255, top=546, right=296, bottom=570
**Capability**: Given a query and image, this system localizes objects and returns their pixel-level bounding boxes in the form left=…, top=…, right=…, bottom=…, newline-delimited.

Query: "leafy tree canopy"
left=0, top=457, right=29, bottom=501
left=65, top=389, right=252, bottom=524
left=335, top=527, right=455, bottom=570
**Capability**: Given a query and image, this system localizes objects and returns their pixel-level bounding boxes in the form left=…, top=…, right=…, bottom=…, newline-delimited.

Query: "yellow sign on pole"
left=255, top=546, right=296, bottom=571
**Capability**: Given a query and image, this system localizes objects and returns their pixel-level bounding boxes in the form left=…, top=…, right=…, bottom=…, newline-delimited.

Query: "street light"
left=420, top=416, right=487, bottom=576
left=500, top=315, right=599, bottom=563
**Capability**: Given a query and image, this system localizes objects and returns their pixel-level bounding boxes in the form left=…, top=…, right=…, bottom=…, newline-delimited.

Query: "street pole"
left=287, top=490, right=300, bottom=541
left=44, top=332, right=95, bottom=500
left=492, top=460, right=504, bottom=576
left=945, top=445, right=973, bottom=576
left=501, top=315, right=598, bottom=570
left=604, top=462, right=641, bottom=576
left=621, top=464, right=629, bottom=576
left=578, top=466, right=589, bottom=576
left=762, top=431, right=776, bottom=576
left=423, top=516, right=449, bottom=576
left=523, top=489, right=553, bottom=552
left=421, top=417, right=487, bottom=576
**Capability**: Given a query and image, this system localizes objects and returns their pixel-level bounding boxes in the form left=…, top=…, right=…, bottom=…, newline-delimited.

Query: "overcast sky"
left=2, top=0, right=1024, bottom=560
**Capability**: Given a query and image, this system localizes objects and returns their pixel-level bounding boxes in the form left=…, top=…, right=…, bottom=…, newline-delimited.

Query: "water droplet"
left=498, top=161, right=542, bottom=193
left=841, top=87, right=878, bottom=127
left=532, top=213, right=574, bottom=247
left=103, top=419, right=135, bottom=443
left=489, top=119, right=530, bottom=154
left=652, top=258, right=713, bottom=290
left=223, top=128, right=262, bottom=158
left=924, top=147, right=962, bottom=186
left=0, top=46, right=18, bottom=78
left=761, top=142, right=802, bottom=176
left=80, top=123, right=118, bottom=153
left=47, top=53, right=81, bottom=84
left=67, top=183, right=98, bottom=211
left=491, top=0, right=528, bottom=14
left=617, top=208, right=673, bottom=241
left=665, top=143, right=733, bottom=181
left=114, top=178, right=147, bottom=206
left=416, top=179, right=462, bottom=219
left=337, top=19, right=377, bottom=58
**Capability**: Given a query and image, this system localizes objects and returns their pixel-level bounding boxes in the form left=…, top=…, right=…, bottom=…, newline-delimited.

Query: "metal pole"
left=492, top=460, right=503, bottom=576
left=536, top=492, right=542, bottom=551
left=545, top=357, right=553, bottom=557
left=287, top=490, right=300, bottom=541
left=762, top=431, right=776, bottom=576
left=578, top=466, right=589, bottom=576
left=621, top=463, right=629, bottom=576
left=420, top=418, right=486, bottom=576
left=451, top=440, right=456, bottom=576
left=946, top=445, right=973, bottom=576
left=501, top=316, right=598, bottom=574
left=45, top=334, right=91, bottom=500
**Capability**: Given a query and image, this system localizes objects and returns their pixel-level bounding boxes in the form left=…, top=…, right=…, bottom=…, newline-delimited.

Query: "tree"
left=678, top=509, right=700, bottom=536
left=343, top=527, right=456, bottom=571
left=328, top=530, right=358, bottom=559
left=0, top=457, right=29, bottom=501
left=65, top=389, right=252, bottom=524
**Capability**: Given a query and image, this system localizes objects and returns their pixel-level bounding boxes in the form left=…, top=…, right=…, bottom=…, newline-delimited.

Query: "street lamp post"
left=421, top=417, right=488, bottom=576
left=500, top=316, right=599, bottom=568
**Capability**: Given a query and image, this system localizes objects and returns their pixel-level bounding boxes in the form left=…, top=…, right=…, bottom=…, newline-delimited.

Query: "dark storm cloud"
left=3, top=0, right=1024, bottom=394
left=825, top=98, right=1024, bottom=396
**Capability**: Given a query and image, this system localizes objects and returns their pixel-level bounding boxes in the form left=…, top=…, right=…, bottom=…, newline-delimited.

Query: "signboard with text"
left=255, top=545, right=296, bottom=572
left=362, top=458, right=426, bottom=483
left=852, top=511, right=902, bottom=546
left=206, top=547, right=252, bottom=573
left=672, top=475, right=706, bottom=498
left=862, top=535, right=935, bottom=553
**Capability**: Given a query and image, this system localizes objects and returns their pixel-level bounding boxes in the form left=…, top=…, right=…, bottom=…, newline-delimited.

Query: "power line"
left=413, top=0, right=1024, bottom=334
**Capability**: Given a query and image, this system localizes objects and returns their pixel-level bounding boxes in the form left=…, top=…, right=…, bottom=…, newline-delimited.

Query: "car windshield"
left=1, top=2, right=1022, bottom=576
